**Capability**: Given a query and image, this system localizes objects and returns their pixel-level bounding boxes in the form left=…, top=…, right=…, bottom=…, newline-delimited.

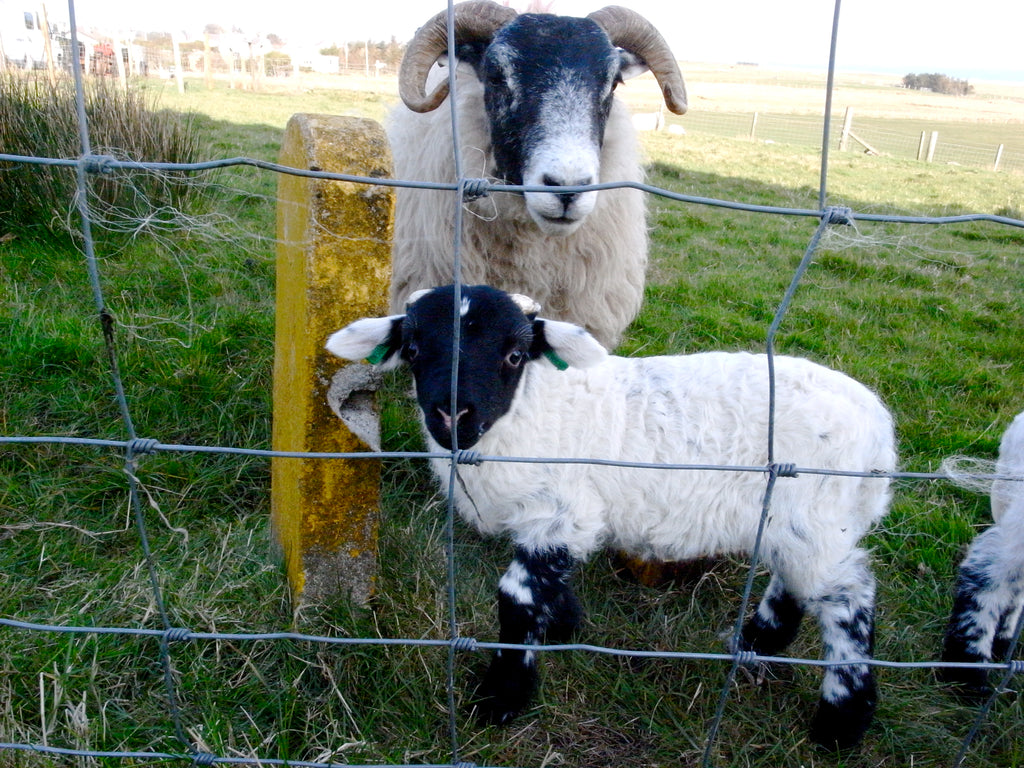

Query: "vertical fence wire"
left=64, top=0, right=197, bottom=758
left=818, top=0, right=842, bottom=209
left=701, top=206, right=844, bottom=765
left=2, top=0, right=1024, bottom=766
left=444, top=2, right=468, bottom=761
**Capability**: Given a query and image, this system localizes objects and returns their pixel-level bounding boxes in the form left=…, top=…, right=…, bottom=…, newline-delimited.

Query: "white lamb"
left=941, top=409, right=1024, bottom=699
left=326, top=284, right=897, bottom=750
left=388, top=2, right=687, bottom=350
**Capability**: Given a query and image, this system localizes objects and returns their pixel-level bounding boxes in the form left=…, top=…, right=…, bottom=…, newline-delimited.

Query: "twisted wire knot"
left=164, top=627, right=193, bottom=642
left=451, top=636, right=479, bottom=652
left=191, top=752, right=217, bottom=766
left=127, top=437, right=159, bottom=457
left=460, top=178, right=491, bottom=201
left=81, top=154, right=118, bottom=175
left=822, top=205, right=854, bottom=226
left=771, top=462, right=798, bottom=478
left=733, top=649, right=759, bottom=666
left=1008, top=659, right=1024, bottom=675
left=454, top=450, right=484, bottom=466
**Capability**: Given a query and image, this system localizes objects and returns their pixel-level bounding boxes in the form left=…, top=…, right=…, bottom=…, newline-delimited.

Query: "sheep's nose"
left=437, top=407, right=469, bottom=432
left=542, top=173, right=593, bottom=211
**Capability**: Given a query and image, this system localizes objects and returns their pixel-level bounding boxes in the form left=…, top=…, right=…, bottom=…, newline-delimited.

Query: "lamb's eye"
left=504, top=349, right=525, bottom=368
left=404, top=341, right=419, bottom=361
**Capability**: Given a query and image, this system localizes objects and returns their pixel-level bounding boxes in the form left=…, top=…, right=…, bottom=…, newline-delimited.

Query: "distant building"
left=0, top=2, right=47, bottom=69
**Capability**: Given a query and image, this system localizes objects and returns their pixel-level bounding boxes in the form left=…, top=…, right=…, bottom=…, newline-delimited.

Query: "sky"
left=44, top=0, right=1024, bottom=81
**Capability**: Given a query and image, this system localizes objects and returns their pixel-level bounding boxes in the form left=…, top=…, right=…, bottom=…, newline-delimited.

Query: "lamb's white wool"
left=431, top=352, right=893, bottom=580
left=992, top=412, right=1024, bottom=523
left=942, top=409, right=1024, bottom=699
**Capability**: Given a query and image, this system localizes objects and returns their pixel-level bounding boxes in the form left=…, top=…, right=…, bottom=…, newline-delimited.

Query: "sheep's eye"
left=404, top=341, right=419, bottom=361
left=504, top=349, right=525, bottom=368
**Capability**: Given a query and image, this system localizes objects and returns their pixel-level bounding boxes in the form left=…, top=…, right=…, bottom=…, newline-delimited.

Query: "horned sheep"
left=388, top=2, right=687, bottom=350
left=326, top=284, right=897, bottom=750
left=941, top=409, right=1024, bottom=699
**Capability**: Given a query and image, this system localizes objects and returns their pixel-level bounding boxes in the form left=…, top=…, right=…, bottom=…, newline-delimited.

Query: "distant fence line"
left=17, top=38, right=1018, bottom=174
left=675, top=108, right=1024, bottom=174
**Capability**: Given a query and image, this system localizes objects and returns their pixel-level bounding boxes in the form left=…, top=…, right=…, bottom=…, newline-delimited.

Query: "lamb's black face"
left=402, top=285, right=537, bottom=450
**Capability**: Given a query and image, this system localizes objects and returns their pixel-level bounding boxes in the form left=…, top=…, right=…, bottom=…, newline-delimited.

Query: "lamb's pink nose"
left=437, top=407, right=469, bottom=432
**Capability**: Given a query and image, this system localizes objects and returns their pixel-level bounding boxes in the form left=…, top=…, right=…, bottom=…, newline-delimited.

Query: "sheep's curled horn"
left=398, top=2, right=687, bottom=115
left=399, top=1, right=517, bottom=113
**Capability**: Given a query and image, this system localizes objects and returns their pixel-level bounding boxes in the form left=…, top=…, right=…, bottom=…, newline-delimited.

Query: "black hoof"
left=809, top=688, right=876, bottom=751
left=473, top=655, right=538, bottom=725
left=937, top=664, right=993, bottom=704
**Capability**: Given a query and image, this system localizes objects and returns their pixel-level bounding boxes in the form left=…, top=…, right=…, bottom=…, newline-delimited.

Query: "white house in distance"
left=0, top=1, right=47, bottom=68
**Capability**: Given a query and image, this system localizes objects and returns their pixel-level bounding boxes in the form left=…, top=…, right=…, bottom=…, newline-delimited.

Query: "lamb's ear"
left=530, top=318, right=608, bottom=370
left=326, top=315, right=405, bottom=370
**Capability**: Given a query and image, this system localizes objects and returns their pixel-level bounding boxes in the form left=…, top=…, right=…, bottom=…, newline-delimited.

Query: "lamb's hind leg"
left=475, top=545, right=581, bottom=724
left=738, top=573, right=806, bottom=656
left=804, top=549, right=877, bottom=751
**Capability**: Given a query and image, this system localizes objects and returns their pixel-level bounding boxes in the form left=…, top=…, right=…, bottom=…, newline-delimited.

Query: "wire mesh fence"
left=3, top=0, right=1024, bottom=766
left=678, top=111, right=1024, bottom=174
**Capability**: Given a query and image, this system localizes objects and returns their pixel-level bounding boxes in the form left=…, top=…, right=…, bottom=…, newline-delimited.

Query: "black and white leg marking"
left=475, top=546, right=581, bottom=724
left=738, top=574, right=806, bottom=657
left=941, top=526, right=1024, bottom=700
left=804, top=551, right=878, bottom=751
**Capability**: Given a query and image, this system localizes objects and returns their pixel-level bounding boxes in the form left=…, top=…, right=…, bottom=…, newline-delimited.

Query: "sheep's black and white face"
left=400, top=285, right=537, bottom=450
left=463, top=14, right=639, bottom=236
left=325, top=284, right=608, bottom=452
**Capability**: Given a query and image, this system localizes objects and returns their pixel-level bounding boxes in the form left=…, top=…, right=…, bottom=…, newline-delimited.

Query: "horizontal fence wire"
left=3, top=615, right=1022, bottom=674
left=2, top=432, right=1017, bottom=482
left=3, top=0, right=1024, bottom=766
left=4, top=151, right=1024, bottom=227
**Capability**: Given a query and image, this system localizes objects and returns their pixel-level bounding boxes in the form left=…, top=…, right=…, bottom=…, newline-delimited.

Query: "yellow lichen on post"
left=272, top=114, right=393, bottom=607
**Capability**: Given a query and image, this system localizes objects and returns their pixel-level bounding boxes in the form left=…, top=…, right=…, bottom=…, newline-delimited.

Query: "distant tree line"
left=902, top=72, right=974, bottom=96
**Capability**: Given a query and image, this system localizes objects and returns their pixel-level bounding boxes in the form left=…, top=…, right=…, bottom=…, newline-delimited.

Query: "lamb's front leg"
left=475, top=545, right=581, bottom=724
left=940, top=526, right=1024, bottom=700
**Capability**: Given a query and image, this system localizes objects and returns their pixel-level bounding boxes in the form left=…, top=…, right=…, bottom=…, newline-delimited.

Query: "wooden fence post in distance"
left=272, top=114, right=393, bottom=608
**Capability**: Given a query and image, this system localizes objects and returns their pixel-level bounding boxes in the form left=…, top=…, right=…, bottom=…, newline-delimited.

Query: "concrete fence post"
left=171, top=32, right=184, bottom=94
left=272, top=113, right=393, bottom=608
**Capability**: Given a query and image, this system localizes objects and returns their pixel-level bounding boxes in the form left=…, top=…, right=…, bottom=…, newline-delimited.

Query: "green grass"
left=2, top=76, right=1024, bottom=767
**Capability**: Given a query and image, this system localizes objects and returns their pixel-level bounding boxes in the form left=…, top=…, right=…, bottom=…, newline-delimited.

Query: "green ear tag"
left=544, top=350, right=569, bottom=371
left=366, top=343, right=391, bottom=365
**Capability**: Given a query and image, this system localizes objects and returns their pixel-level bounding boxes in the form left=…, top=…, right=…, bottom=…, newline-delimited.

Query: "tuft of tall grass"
left=0, top=72, right=201, bottom=237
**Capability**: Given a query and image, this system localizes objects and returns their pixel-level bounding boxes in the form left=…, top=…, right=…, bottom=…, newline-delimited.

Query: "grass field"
left=2, top=66, right=1024, bottom=767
